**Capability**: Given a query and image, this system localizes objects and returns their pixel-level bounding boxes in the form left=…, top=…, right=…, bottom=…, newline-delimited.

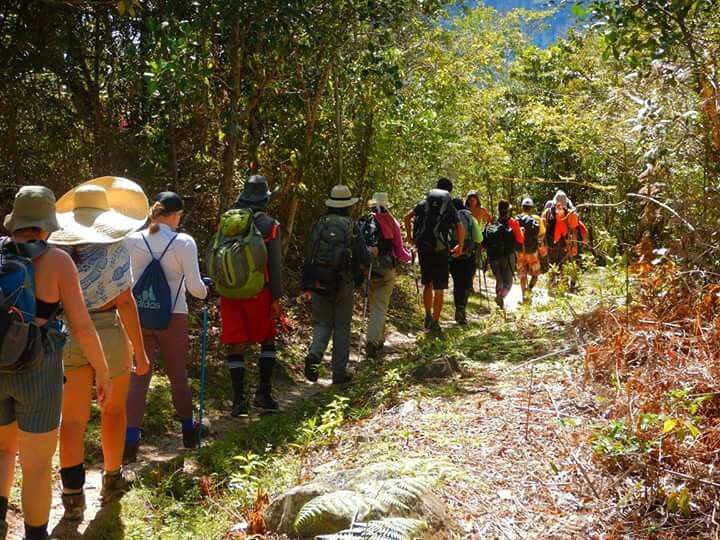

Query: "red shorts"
left=219, top=287, right=277, bottom=344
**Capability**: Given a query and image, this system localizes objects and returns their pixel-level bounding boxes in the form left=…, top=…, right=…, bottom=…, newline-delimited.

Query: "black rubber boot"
left=61, top=492, right=85, bottom=522
left=253, top=384, right=279, bottom=411
left=229, top=366, right=248, bottom=417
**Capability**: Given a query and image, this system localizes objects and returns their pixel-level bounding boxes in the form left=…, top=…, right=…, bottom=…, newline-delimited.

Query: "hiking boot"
left=304, top=353, right=320, bottom=382
left=428, top=320, right=442, bottom=336
left=100, top=469, right=134, bottom=506
left=61, top=492, right=86, bottom=521
left=122, top=441, right=140, bottom=465
left=231, top=399, right=249, bottom=418
left=366, top=341, right=382, bottom=360
left=455, top=306, right=467, bottom=326
left=423, top=312, right=432, bottom=330
left=332, top=371, right=354, bottom=386
left=253, top=388, right=279, bottom=411
left=495, top=296, right=504, bottom=309
left=0, top=520, right=6, bottom=540
left=182, top=423, right=200, bottom=449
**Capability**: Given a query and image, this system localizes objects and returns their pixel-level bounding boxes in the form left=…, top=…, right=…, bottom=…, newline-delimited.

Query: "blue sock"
left=126, top=427, right=141, bottom=445
left=181, top=418, right=195, bottom=431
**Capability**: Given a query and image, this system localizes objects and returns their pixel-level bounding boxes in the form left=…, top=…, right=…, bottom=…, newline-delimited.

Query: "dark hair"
left=465, top=193, right=480, bottom=207
left=498, top=199, right=511, bottom=218
left=452, top=198, right=464, bottom=211
left=436, top=176, right=453, bottom=192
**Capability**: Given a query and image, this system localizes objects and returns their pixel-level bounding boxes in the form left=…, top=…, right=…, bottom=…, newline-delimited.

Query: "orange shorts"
left=517, top=251, right=541, bottom=278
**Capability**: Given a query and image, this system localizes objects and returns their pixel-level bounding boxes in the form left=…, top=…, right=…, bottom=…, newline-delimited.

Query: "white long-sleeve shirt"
left=125, top=224, right=207, bottom=314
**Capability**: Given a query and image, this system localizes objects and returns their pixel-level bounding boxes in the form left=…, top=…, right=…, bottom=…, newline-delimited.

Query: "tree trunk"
left=219, top=22, right=243, bottom=215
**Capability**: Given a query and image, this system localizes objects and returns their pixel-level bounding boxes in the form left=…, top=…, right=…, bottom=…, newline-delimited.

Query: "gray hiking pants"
left=309, top=276, right=355, bottom=378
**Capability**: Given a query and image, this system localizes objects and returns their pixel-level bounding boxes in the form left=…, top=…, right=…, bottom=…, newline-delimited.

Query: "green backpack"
left=207, top=208, right=268, bottom=299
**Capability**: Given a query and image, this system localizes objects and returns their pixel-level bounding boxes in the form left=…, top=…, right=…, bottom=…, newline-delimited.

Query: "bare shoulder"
left=44, top=247, right=77, bottom=275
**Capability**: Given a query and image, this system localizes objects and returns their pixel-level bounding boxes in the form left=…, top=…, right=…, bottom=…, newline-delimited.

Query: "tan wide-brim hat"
left=49, top=176, right=149, bottom=246
left=368, top=192, right=391, bottom=208
left=3, top=186, right=61, bottom=233
left=325, top=184, right=359, bottom=208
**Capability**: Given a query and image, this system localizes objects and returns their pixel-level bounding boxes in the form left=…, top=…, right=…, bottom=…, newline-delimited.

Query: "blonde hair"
left=148, top=201, right=170, bottom=234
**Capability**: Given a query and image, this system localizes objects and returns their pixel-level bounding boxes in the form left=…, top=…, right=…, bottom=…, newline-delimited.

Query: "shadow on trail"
left=50, top=502, right=123, bottom=540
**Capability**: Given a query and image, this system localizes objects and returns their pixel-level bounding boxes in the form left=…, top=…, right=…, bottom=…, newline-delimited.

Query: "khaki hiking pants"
left=367, top=268, right=396, bottom=346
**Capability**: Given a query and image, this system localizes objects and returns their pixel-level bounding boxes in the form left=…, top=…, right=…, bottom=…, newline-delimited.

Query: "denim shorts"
left=0, top=327, right=66, bottom=433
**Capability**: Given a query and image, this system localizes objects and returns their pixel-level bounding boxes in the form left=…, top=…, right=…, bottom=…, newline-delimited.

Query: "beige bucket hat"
left=325, top=185, right=359, bottom=208
left=368, top=192, right=391, bottom=208
left=3, top=186, right=61, bottom=233
left=49, top=176, right=149, bottom=245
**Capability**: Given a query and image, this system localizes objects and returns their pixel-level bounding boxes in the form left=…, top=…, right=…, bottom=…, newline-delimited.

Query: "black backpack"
left=302, top=214, right=354, bottom=296
left=483, top=219, right=516, bottom=260
left=517, top=214, right=541, bottom=253
left=413, top=189, right=452, bottom=252
left=359, top=215, right=395, bottom=271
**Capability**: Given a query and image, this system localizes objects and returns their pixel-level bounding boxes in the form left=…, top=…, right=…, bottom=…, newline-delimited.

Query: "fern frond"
left=355, top=477, right=434, bottom=514
left=293, top=490, right=378, bottom=536
left=317, top=517, right=428, bottom=540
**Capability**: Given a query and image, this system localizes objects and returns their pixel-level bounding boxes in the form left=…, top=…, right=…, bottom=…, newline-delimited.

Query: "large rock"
left=412, top=353, right=468, bottom=381
left=263, top=482, right=334, bottom=535
left=265, top=460, right=454, bottom=537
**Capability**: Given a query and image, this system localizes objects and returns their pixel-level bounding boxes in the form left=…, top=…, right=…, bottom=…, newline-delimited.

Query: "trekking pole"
left=362, top=261, right=373, bottom=321
left=198, top=282, right=210, bottom=444
left=411, top=249, right=420, bottom=304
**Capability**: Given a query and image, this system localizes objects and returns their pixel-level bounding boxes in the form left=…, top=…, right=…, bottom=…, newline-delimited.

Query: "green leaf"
left=662, top=418, right=678, bottom=433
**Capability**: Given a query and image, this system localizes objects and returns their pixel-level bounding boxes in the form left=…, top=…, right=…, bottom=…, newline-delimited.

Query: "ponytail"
left=148, top=202, right=167, bottom=234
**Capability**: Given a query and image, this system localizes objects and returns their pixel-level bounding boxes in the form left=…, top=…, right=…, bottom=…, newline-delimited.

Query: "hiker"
left=48, top=178, right=151, bottom=519
left=465, top=191, right=492, bottom=293
left=449, top=198, right=483, bottom=325
left=542, top=190, right=579, bottom=268
left=302, top=185, right=371, bottom=384
left=124, top=191, right=208, bottom=460
left=482, top=200, right=524, bottom=309
left=465, top=191, right=492, bottom=225
left=360, top=192, right=411, bottom=359
left=403, top=177, right=464, bottom=334
left=207, top=176, right=282, bottom=417
left=515, top=197, right=546, bottom=303
left=0, top=187, right=109, bottom=540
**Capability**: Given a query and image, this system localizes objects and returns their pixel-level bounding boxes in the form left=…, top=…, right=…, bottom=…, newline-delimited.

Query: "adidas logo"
left=137, top=286, right=161, bottom=310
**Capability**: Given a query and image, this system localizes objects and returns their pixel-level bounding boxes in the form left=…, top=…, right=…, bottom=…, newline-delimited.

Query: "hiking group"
left=0, top=175, right=586, bottom=539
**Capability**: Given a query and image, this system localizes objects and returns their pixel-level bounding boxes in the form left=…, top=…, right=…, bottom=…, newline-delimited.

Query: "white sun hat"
left=325, top=185, right=359, bottom=208
left=368, top=192, right=391, bottom=208
left=49, top=176, right=149, bottom=245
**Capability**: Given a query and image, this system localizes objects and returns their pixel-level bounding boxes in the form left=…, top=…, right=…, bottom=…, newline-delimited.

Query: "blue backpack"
left=133, top=234, right=183, bottom=331
left=0, top=238, right=48, bottom=373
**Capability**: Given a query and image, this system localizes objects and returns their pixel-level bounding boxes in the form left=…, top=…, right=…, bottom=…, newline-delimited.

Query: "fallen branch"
left=663, top=469, right=720, bottom=489
left=571, top=451, right=602, bottom=500
left=504, top=346, right=576, bottom=376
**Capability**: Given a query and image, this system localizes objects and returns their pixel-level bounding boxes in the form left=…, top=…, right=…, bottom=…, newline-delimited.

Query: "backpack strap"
left=142, top=233, right=178, bottom=262
left=171, top=275, right=185, bottom=312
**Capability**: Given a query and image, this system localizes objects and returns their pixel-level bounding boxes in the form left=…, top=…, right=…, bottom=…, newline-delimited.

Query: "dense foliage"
left=1, top=0, right=718, bottom=268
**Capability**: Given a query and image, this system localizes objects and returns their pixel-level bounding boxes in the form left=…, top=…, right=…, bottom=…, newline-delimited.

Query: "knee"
left=102, top=401, right=126, bottom=420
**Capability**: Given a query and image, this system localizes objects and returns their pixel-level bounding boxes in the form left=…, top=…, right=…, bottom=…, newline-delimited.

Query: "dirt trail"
left=6, top=276, right=557, bottom=539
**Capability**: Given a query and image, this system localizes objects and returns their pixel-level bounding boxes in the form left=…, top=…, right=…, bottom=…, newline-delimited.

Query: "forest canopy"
left=1, top=0, right=718, bottom=268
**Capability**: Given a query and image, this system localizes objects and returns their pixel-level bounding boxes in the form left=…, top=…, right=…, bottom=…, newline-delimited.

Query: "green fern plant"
left=355, top=477, right=434, bottom=514
left=317, top=517, right=428, bottom=539
left=293, top=490, right=379, bottom=537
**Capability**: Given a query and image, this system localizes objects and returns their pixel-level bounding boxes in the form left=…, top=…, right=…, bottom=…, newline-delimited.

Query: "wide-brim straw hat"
left=3, top=186, right=61, bottom=233
left=325, top=185, right=359, bottom=208
left=49, top=176, right=149, bottom=245
left=368, top=192, right=391, bottom=208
